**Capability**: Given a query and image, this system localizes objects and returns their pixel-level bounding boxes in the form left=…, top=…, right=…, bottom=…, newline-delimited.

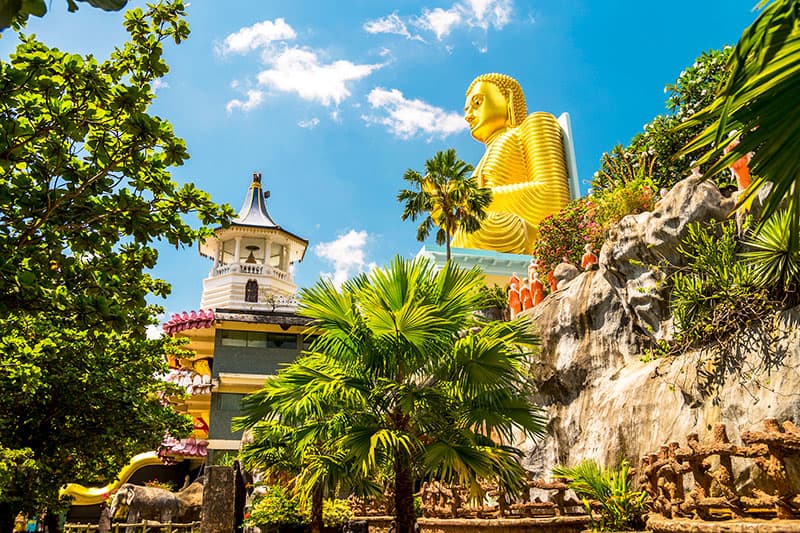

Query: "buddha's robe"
left=452, top=112, right=570, bottom=254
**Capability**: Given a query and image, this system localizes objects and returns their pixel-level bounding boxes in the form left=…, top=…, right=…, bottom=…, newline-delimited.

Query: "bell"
left=245, top=245, right=259, bottom=264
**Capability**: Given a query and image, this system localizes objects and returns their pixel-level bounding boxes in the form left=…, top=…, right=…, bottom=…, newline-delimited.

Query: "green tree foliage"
left=0, top=0, right=127, bottom=33
left=680, top=0, right=800, bottom=249
left=552, top=460, right=647, bottom=532
left=0, top=0, right=232, bottom=526
left=592, top=47, right=732, bottom=193
left=244, top=257, right=545, bottom=533
left=398, top=148, right=491, bottom=261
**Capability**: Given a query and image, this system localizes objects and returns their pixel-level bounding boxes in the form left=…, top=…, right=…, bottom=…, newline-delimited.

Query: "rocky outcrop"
left=521, top=176, right=800, bottom=479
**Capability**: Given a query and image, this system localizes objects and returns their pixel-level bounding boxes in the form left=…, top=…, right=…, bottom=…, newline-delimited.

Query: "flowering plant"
left=532, top=198, right=601, bottom=276
left=592, top=176, right=656, bottom=235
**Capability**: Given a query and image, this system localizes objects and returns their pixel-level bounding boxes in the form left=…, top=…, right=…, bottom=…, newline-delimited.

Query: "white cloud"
left=151, top=78, right=169, bottom=92
left=363, top=12, right=411, bottom=38
left=146, top=312, right=166, bottom=340
left=226, top=89, right=265, bottom=113
left=298, top=117, right=320, bottom=129
left=256, top=47, right=383, bottom=107
left=368, top=0, right=516, bottom=48
left=463, top=0, right=512, bottom=30
left=146, top=324, right=163, bottom=340
left=314, top=230, right=375, bottom=288
left=415, top=7, right=462, bottom=40
left=362, top=88, right=466, bottom=140
left=218, top=18, right=296, bottom=55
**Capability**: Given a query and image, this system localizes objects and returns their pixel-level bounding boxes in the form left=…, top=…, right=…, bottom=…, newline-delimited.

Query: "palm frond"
left=678, top=0, right=800, bottom=246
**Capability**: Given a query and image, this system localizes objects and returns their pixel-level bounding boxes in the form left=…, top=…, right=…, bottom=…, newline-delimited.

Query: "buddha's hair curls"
left=467, top=73, right=527, bottom=127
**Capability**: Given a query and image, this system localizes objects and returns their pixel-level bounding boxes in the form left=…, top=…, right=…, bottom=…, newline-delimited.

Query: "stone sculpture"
left=520, top=280, right=533, bottom=311
left=508, top=277, right=522, bottom=319
left=530, top=272, right=545, bottom=306
left=581, top=244, right=598, bottom=270
left=108, top=483, right=183, bottom=532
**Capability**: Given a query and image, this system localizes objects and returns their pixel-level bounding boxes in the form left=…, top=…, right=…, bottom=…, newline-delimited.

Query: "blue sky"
left=1, top=0, right=759, bottom=317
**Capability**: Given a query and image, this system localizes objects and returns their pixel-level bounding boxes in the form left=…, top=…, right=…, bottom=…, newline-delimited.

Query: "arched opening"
left=245, top=279, right=258, bottom=302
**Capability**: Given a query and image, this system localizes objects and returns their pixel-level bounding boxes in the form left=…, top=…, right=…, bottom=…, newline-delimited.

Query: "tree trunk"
left=393, top=455, right=416, bottom=533
left=310, top=485, right=323, bottom=533
left=0, top=502, right=16, bottom=533
left=445, top=233, right=451, bottom=262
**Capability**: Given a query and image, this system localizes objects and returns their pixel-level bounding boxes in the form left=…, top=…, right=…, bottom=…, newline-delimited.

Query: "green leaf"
left=78, top=0, right=128, bottom=11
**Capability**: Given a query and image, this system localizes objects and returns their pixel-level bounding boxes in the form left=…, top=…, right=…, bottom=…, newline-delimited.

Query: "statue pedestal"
left=416, top=245, right=531, bottom=288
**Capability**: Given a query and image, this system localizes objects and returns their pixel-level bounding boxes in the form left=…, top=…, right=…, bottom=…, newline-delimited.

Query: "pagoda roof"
left=233, top=172, right=279, bottom=228
left=200, top=172, right=308, bottom=261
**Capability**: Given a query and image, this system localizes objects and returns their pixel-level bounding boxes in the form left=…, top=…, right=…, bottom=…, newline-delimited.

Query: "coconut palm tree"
left=679, top=0, right=800, bottom=247
left=291, top=256, right=546, bottom=533
left=398, top=149, right=491, bottom=261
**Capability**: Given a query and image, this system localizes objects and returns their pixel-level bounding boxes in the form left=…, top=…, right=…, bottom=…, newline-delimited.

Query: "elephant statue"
left=108, top=483, right=182, bottom=532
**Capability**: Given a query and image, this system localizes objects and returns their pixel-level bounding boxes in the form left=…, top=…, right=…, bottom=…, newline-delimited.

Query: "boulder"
left=520, top=175, right=800, bottom=484
left=553, top=262, right=580, bottom=289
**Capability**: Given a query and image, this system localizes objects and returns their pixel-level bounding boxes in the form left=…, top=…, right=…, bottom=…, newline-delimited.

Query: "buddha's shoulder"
left=521, top=111, right=560, bottom=129
left=520, top=112, right=562, bottom=142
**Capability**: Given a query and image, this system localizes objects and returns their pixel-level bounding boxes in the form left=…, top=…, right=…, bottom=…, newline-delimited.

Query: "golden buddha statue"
left=451, top=73, right=571, bottom=254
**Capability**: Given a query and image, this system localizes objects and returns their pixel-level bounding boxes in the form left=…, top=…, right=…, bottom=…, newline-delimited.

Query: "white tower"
left=198, top=172, right=308, bottom=311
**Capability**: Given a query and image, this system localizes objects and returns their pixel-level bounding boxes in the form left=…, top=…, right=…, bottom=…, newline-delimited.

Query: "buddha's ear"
left=506, top=91, right=517, bottom=127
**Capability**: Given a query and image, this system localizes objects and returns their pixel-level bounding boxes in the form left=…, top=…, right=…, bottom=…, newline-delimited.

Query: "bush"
left=247, top=486, right=304, bottom=530
left=143, top=479, right=175, bottom=491
left=666, top=219, right=783, bottom=398
left=591, top=176, right=656, bottom=236
left=670, top=220, right=765, bottom=345
left=321, top=499, right=354, bottom=528
left=532, top=198, right=601, bottom=275
left=477, top=284, right=509, bottom=320
left=532, top=179, right=655, bottom=276
left=552, top=460, right=647, bottom=532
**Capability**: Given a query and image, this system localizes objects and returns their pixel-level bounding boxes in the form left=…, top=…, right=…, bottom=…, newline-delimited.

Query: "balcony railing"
left=212, top=263, right=289, bottom=281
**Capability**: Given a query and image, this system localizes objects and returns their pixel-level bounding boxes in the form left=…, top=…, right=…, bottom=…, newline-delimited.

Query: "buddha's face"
left=464, top=81, right=510, bottom=142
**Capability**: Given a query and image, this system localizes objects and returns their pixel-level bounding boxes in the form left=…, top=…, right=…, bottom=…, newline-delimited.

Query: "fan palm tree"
left=398, top=148, right=491, bottom=261
left=740, top=209, right=800, bottom=297
left=679, top=0, right=800, bottom=247
left=234, top=363, right=377, bottom=533
left=291, top=256, right=545, bottom=533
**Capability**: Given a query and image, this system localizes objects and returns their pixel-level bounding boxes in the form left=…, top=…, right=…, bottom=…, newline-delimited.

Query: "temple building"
left=162, top=172, right=310, bottom=464
left=62, top=172, right=309, bottom=521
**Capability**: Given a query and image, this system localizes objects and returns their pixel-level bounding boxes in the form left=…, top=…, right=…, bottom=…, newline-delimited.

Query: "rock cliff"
left=521, top=175, right=800, bottom=479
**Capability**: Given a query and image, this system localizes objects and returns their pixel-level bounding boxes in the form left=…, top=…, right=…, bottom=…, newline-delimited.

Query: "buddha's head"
left=464, top=73, right=527, bottom=143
